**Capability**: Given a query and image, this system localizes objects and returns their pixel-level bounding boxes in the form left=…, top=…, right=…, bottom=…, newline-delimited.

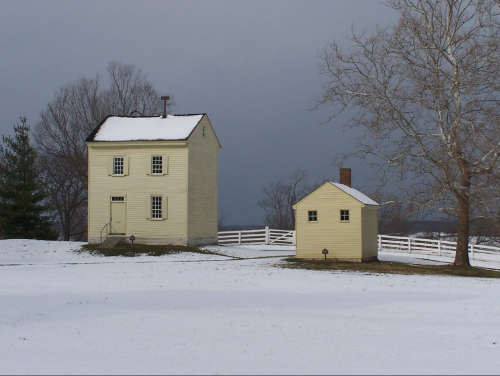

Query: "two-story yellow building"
left=85, top=113, right=221, bottom=246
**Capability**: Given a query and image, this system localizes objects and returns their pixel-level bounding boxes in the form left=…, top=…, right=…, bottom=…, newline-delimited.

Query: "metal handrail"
left=100, top=223, right=110, bottom=244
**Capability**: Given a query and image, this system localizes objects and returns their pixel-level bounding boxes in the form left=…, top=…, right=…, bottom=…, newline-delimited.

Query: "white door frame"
left=110, top=196, right=126, bottom=234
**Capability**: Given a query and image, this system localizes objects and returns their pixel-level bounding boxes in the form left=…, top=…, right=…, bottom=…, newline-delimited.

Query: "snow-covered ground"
left=1, top=240, right=499, bottom=375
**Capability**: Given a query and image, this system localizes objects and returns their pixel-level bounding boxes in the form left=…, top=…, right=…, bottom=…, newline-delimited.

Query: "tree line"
left=258, top=168, right=500, bottom=244
left=0, top=62, right=164, bottom=240
left=2, top=1, right=500, bottom=268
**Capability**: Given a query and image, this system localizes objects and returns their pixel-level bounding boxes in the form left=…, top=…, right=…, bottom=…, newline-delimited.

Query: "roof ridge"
left=330, top=182, right=379, bottom=206
left=85, top=114, right=207, bottom=142
left=106, top=113, right=206, bottom=119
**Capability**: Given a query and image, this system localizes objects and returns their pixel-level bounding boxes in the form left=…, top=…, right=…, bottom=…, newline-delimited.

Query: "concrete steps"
left=99, top=237, right=126, bottom=249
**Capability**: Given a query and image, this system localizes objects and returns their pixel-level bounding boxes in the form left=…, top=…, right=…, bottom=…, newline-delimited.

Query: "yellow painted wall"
left=293, top=182, right=379, bottom=260
left=361, top=206, right=379, bottom=259
left=187, top=115, right=220, bottom=245
left=87, top=141, right=189, bottom=244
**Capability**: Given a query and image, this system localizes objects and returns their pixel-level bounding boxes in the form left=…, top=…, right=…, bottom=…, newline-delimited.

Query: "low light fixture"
left=322, top=248, right=329, bottom=260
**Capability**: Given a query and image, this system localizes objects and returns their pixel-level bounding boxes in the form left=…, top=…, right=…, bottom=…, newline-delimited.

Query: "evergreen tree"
left=0, top=118, right=57, bottom=239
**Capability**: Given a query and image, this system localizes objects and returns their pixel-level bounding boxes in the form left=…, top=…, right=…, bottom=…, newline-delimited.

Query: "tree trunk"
left=63, top=216, right=71, bottom=241
left=454, top=176, right=471, bottom=266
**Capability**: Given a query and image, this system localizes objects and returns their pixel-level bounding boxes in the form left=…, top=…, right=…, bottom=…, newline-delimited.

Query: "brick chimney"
left=339, top=168, right=351, bottom=187
left=161, top=95, right=170, bottom=118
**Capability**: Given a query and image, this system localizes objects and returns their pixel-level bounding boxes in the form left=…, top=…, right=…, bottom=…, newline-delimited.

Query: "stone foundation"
left=88, top=236, right=217, bottom=247
left=187, top=237, right=218, bottom=247
left=298, top=255, right=378, bottom=262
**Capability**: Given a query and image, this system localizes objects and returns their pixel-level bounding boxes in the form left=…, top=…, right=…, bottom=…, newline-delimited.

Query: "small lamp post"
left=129, top=235, right=136, bottom=246
left=322, top=248, right=329, bottom=260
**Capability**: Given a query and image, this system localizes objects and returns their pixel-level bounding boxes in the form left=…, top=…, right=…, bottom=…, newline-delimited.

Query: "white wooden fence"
left=378, top=235, right=500, bottom=263
left=218, top=227, right=296, bottom=245
left=217, top=229, right=500, bottom=263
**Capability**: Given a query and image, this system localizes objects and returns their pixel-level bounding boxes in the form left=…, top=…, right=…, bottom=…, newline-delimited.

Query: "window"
left=113, top=157, right=124, bottom=175
left=111, top=196, right=125, bottom=202
left=151, top=196, right=162, bottom=219
left=146, top=155, right=168, bottom=176
left=308, top=211, right=318, bottom=222
left=109, top=156, right=129, bottom=176
left=146, top=195, right=167, bottom=220
left=340, top=210, right=350, bottom=222
left=152, top=156, right=162, bottom=174
left=202, top=126, right=206, bottom=137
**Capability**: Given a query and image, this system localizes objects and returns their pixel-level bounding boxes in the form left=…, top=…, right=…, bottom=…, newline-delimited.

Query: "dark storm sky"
left=0, top=0, right=397, bottom=225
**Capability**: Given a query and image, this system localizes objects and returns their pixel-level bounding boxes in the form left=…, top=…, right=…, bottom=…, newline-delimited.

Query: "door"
left=110, top=197, right=126, bottom=234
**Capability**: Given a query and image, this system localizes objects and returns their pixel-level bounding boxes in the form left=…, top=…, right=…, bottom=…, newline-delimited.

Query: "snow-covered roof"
left=87, top=114, right=204, bottom=142
left=330, top=182, right=380, bottom=206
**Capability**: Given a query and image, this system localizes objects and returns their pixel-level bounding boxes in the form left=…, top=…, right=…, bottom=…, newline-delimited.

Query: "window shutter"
left=163, top=155, right=169, bottom=175
left=163, top=196, right=168, bottom=220
left=145, top=155, right=151, bottom=175
left=145, top=196, right=151, bottom=220
left=108, top=157, right=113, bottom=175
left=124, top=156, right=130, bottom=176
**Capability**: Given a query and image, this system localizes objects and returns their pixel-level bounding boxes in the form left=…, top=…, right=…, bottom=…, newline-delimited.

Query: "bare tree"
left=103, top=61, right=162, bottom=116
left=34, top=62, right=164, bottom=240
left=38, top=154, right=87, bottom=241
left=371, top=191, right=413, bottom=235
left=258, top=169, right=310, bottom=230
left=317, top=0, right=500, bottom=266
left=35, top=77, right=104, bottom=191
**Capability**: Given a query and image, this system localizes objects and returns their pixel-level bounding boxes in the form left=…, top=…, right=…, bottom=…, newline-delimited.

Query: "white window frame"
left=110, top=196, right=125, bottom=202
left=151, top=196, right=163, bottom=220
left=146, top=195, right=167, bottom=220
left=113, top=156, right=124, bottom=175
left=340, top=210, right=350, bottom=222
left=151, top=155, right=163, bottom=174
left=308, top=210, right=318, bottom=222
left=146, top=155, right=168, bottom=176
left=109, top=156, right=128, bottom=176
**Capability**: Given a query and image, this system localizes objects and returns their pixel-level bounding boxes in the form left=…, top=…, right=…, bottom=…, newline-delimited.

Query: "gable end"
left=85, top=115, right=113, bottom=143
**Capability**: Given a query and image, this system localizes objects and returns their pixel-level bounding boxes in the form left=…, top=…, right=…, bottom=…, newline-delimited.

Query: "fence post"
left=378, top=236, right=381, bottom=251
left=265, top=226, right=270, bottom=245
left=292, top=230, right=296, bottom=245
left=438, top=240, right=442, bottom=256
left=408, top=238, right=412, bottom=254
left=238, top=231, right=241, bottom=245
left=470, top=244, right=474, bottom=260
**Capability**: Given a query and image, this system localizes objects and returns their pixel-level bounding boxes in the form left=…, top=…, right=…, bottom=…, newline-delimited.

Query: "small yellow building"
left=292, top=170, right=380, bottom=261
left=85, top=113, right=221, bottom=246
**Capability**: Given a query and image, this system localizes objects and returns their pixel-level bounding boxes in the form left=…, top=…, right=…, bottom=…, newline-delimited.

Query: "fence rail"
left=378, top=234, right=500, bottom=263
left=217, top=229, right=500, bottom=263
left=218, top=227, right=295, bottom=245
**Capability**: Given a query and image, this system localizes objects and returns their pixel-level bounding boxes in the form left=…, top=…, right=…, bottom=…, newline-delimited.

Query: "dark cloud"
left=0, top=0, right=397, bottom=225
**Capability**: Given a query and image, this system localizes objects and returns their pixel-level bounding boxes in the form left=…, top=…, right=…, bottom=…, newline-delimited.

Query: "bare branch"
left=318, top=0, right=500, bottom=266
